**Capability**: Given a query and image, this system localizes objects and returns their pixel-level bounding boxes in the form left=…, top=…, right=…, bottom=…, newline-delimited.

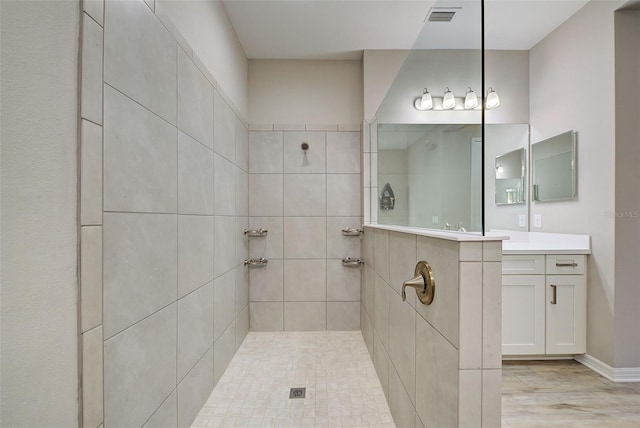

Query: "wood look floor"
left=502, top=360, right=640, bottom=427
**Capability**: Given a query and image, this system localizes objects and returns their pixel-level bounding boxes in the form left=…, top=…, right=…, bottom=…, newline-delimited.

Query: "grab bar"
left=342, top=257, right=364, bottom=267
left=341, top=227, right=364, bottom=237
left=244, top=228, right=268, bottom=238
left=244, top=258, right=268, bottom=268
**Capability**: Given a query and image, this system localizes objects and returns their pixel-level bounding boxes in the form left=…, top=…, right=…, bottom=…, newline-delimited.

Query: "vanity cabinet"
left=502, top=254, right=586, bottom=356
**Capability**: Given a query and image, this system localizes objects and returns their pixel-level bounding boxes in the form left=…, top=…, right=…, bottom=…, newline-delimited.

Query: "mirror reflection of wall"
left=484, top=124, right=530, bottom=231
left=495, top=147, right=526, bottom=205
left=377, top=124, right=482, bottom=232
left=532, top=130, right=576, bottom=202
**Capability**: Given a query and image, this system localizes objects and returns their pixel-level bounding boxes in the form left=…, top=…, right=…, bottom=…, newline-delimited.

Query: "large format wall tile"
left=214, top=321, right=236, bottom=384
left=389, top=366, right=416, bottom=428
left=236, top=217, right=249, bottom=267
left=373, top=331, right=390, bottom=398
left=327, top=302, right=360, bottom=331
left=178, top=132, right=214, bottom=215
left=327, top=132, right=361, bottom=173
left=214, top=154, right=236, bottom=216
left=249, top=174, right=283, bottom=217
left=177, top=283, right=213, bottom=381
left=104, top=85, right=177, bottom=213
left=249, top=217, right=283, bottom=259
left=178, top=215, right=214, bottom=298
left=143, top=390, right=177, bottom=428
left=235, top=118, right=249, bottom=172
left=80, top=119, right=103, bottom=225
left=326, top=217, right=362, bottom=259
left=235, top=266, right=249, bottom=315
left=81, top=13, right=103, bottom=125
left=415, top=314, right=458, bottom=428
left=82, top=326, right=103, bottom=428
left=284, top=174, right=326, bottom=216
left=283, top=217, right=326, bottom=259
left=214, top=91, right=235, bottom=162
left=214, top=270, right=236, bottom=341
left=249, top=131, right=283, bottom=173
left=249, top=302, right=283, bottom=331
left=326, top=259, right=360, bottom=301
left=415, top=235, right=459, bottom=347
left=327, top=174, right=361, bottom=217
left=235, top=168, right=249, bottom=217
left=104, top=304, right=177, bottom=428
left=284, top=259, right=326, bottom=302
left=283, top=131, right=326, bottom=173
left=236, top=306, right=249, bottom=350
left=389, top=294, right=416, bottom=404
left=374, top=274, right=390, bottom=351
left=284, top=302, right=326, bottom=331
left=104, top=0, right=177, bottom=124
left=177, top=48, right=213, bottom=149
left=81, top=226, right=102, bottom=332
left=177, top=348, right=214, bottom=428
left=389, top=231, right=417, bottom=308
left=214, top=216, right=237, bottom=277
left=249, top=259, right=283, bottom=302
left=103, top=213, right=177, bottom=338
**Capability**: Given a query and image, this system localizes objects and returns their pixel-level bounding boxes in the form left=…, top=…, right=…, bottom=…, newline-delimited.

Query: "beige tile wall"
left=79, top=0, right=249, bottom=426
left=248, top=127, right=362, bottom=331
left=361, top=226, right=503, bottom=427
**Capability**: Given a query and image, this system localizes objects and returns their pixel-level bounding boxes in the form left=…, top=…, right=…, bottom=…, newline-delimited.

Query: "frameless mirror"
left=495, top=148, right=525, bottom=205
left=532, top=131, right=576, bottom=202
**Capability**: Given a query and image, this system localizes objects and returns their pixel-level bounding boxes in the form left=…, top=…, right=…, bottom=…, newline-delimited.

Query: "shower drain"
left=289, top=387, right=306, bottom=399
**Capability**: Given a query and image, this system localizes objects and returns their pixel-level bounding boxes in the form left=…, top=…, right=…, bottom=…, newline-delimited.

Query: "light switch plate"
left=533, top=214, right=542, bottom=228
left=518, top=214, right=527, bottom=228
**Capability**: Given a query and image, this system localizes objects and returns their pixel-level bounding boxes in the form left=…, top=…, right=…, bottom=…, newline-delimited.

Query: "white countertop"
left=487, top=230, right=591, bottom=255
left=364, top=224, right=507, bottom=242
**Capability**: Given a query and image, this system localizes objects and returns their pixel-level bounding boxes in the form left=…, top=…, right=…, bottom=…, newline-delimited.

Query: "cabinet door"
left=546, top=275, right=586, bottom=354
left=502, top=275, right=545, bottom=355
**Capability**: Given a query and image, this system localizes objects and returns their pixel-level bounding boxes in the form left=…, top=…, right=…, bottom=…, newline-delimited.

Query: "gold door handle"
left=402, top=261, right=435, bottom=305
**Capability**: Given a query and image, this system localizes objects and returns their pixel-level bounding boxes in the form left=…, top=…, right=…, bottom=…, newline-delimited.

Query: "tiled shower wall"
left=361, top=226, right=503, bottom=427
left=79, top=1, right=248, bottom=427
left=248, top=127, right=362, bottom=331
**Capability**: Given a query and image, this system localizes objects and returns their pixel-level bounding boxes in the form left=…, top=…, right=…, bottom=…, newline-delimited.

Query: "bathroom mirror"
left=531, top=130, right=576, bottom=202
left=495, top=148, right=525, bottom=205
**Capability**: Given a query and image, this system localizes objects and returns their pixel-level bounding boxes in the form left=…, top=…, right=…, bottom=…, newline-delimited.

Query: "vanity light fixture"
left=464, top=87, right=478, bottom=109
left=442, top=87, right=456, bottom=109
left=420, top=88, right=433, bottom=110
left=486, top=87, right=500, bottom=109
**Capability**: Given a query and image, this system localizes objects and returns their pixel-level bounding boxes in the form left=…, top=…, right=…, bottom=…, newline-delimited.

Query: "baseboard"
left=574, top=354, right=640, bottom=382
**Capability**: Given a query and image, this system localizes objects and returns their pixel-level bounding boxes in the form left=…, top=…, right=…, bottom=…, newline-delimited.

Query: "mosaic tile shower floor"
left=192, top=332, right=394, bottom=428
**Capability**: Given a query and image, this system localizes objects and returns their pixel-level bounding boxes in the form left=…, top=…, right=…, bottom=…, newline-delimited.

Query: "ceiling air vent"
left=425, top=7, right=460, bottom=22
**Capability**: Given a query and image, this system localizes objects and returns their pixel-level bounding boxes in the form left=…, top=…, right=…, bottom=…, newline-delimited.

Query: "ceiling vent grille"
left=425, top=8, right=461, bottom=22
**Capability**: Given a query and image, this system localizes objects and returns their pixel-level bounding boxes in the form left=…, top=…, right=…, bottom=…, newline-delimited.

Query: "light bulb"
left=420, top=88, right=433, bottom=110
left=464, top=87, right=478, bottom=109
left=486, top=88, right=500, bottom=109
left=442, top=87, right=455, bottom=109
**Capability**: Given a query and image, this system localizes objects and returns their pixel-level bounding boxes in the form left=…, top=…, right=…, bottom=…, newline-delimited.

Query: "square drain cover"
left=289, top=387, right=306, bottom=399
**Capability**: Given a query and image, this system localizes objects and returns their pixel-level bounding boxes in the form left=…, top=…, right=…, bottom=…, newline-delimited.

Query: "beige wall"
left=248, top=59, right=363, bottom=125
left=529, top=0, right=626, bottom=366
left=363, top=50, right=409, bottom=122
left=0, top=0, right=80, bottom=426
left=157, top=0, right=249, bottom=119
left=614, top=8, right=640, bottom=368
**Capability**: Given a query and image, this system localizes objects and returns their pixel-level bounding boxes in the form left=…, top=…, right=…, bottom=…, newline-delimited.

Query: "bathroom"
left=1, top=0, right=639, bottom=427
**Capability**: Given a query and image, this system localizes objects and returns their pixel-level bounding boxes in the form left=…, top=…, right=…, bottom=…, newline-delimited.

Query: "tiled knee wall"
left=247, top=126, right=362, bottom=331
left=361, top=226, right=503, bottom=428
left=79, top=1, right=249, bottom=427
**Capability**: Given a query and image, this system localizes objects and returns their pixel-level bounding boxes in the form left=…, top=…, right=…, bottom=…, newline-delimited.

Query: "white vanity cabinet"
left=502, top=254, right=586, bottom=356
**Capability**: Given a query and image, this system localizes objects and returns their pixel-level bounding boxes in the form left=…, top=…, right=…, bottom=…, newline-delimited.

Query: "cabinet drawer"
left=502, top=255, right=545, bottom=275
left=546, top=255, right=586, bottom=275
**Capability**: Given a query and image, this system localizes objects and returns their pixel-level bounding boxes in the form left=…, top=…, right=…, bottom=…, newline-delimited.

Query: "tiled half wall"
left=361, top=226, right=503, bottom=427
left=79, top=1, right=249, bottom=426
left=248, top=126, right=363, bottom=332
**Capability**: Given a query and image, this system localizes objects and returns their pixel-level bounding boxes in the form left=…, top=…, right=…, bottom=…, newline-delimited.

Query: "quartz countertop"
left=364, top=224, right=508, bottom=242
left=487, top=230, right=591, bottom=255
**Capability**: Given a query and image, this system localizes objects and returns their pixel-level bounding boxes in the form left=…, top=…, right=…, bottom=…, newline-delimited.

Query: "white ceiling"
left=222, top=0, right=590, bottom=60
